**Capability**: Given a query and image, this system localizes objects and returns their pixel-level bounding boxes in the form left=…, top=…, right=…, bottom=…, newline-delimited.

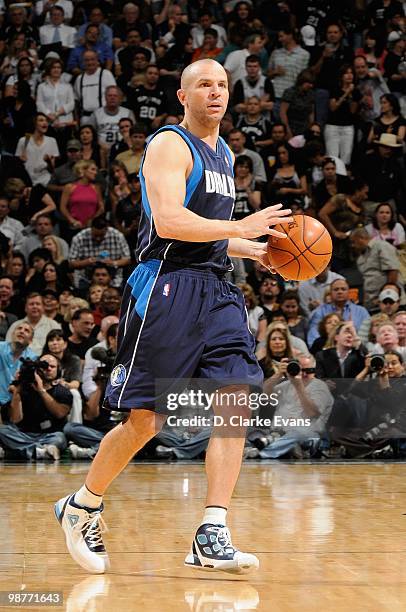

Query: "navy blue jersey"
left=135, top=125, right=235, bottom=274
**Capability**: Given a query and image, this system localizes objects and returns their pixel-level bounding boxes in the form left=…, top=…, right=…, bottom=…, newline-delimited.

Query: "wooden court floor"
left=1, top=461, right=406, bottom=611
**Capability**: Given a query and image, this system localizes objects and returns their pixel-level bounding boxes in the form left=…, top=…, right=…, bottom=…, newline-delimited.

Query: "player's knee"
left=127, top=409, right=167, bottom=437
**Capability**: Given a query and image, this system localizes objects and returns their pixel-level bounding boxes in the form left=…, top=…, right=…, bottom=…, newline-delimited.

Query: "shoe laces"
left=80, top=510, right=108, bottom=550
left=215, top=526, right=235, bottom=554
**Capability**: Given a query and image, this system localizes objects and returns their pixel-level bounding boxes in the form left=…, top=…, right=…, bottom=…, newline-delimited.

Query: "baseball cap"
left=66, top=139, right=81, bottom=151
left=388, top=31, right=401, bottom=42
left=301, top=25, right=316, bottom=47
left=379, top=288, right=399, bottom=302
left=42, top=289, right=59, bottom=300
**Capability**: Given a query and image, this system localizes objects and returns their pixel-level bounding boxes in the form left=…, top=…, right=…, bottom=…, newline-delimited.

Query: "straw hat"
left=373, top=133, right=402, bottom=147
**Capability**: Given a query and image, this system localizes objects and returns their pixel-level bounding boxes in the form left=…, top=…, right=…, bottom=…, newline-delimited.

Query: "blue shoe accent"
left=54, top=494, right=71, bottom=525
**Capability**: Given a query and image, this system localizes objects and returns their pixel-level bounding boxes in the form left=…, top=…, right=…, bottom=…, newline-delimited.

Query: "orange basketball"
left=267, top=214, right=332, bottom=281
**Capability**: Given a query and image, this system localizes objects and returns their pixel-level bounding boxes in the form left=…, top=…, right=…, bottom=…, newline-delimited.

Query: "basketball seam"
left=304, top=227, right=328, bottom=251
left=273, top=230, right=319, bottom=273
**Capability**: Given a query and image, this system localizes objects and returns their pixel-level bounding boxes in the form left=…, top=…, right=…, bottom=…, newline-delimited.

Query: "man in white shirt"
left=36, top=0, right=74, bottom=24
left=191, top=10, right=227, bottom=49
left=268, top=27, right=310, bottom=117
left=224, top=34, right=264, bottom=88
left=6, top=293, right=61, bottom=355
left=74, top=51, right=116, bottom=121
left=89, top=86, right=135, bottom=147
left=0, top=196, right=24, bottom=251
left=39, top=6, right=76, bottom=48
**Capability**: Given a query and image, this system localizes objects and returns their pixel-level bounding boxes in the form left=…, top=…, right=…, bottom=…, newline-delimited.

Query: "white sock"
left=74, top=485, right=102, bottom=509
left=202, top=506, right=227, bottom=526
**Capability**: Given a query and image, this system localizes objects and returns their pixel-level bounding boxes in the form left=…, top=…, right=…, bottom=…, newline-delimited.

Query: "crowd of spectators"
left=0, top=0, right=405, bottom=462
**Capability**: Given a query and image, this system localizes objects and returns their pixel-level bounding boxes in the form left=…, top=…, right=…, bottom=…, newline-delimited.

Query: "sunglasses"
left=301, top=368, right=316, bottom=374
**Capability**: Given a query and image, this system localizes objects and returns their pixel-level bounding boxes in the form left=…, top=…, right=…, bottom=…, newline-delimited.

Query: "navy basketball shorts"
left=104, top=260, right=264, bottom=414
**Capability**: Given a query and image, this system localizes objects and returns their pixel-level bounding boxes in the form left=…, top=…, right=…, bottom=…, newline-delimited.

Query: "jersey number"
left=139, top=106, right=157, bottom=120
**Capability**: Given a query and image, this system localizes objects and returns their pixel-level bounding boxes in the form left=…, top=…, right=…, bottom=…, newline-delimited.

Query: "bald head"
left=180, top=59, right=227, bottom=90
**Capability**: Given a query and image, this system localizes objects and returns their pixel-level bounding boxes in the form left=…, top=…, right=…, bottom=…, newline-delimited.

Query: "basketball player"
left=54, top=59, right=292, bottom=575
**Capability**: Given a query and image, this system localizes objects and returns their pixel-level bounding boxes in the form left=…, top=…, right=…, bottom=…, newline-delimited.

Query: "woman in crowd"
left=365, top=202, right=405, bottom=246
left=16, top=112, right=59, bottom=187
left=88, top=284, right=104, bottom=311
left=62, top=297, right=90, bottom=336
left=368, top=93, right=406, bottom=145
left=355, top=29, right=387, bottom=71
left=312, top=158, right=351, bottom=213
left=319, top=181, right=366, bottom=271
left=79, top=124, right=105, bottom=169
left=226, top=1, right=264, bottom=38
left=58, top=287, right=75, bottom=320
left=43, top=330, right=81, bottom=390
left=36, top=58, right=76, bottom=149
left=315, top=321, right=366, bottom=395
left=280, top=70, right=315, bottom=139
left=41, top=261, right=66, bottom=294
left=0, top=34, right=26, bottom=78
left=4, top=55, right=39, bottom=98
left=270, top=142, right=307, bottom=211
left=279, top=290, right=308, bottom=342
left=60, top=160, right=104, bottom=234
left=365, top=313, right=391, bottom=352
left=324, top=65, right=361, bottom=166
left=0, top=81, right=37, bottom=152
left=26, top=258, right=62, bottom=294
left=5, top=177, right=56, bottom=227
left=258, top=325, right=295, bottom=380
left=42, top=235, right=66, bottom=266
left=109, top=160, right=131, bottom=216
left=309, top=313, right=342, bottom=355
left=238, top=282, right=267, bottom=344
left=232, top=156, right=262, bottom=220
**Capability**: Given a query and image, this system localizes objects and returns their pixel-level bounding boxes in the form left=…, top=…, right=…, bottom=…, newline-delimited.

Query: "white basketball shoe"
left=54, top=494, right=109, bottom=574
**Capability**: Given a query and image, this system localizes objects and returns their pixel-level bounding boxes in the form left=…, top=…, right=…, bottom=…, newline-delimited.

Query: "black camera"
left=16, top=358, right=49, bottom=387
left=286, top=360, right=301, bottom=377
left=370, top=354, right=385, bottom=373
left=91, top=347, right=116, bottom=383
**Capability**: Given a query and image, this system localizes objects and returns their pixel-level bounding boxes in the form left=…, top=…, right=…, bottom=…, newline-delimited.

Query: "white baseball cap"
left=379, top=288, right=399, bottom=302
left=301, top=25, right=316, bottom=47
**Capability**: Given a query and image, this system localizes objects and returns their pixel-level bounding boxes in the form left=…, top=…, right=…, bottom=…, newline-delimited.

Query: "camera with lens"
left=91, top=347, right=116, bottom=383
left=286, top=359, right=301, bottom=377
left=369, top=354, right=385, bottom=373
left=14, top=358, right=50, bottom=389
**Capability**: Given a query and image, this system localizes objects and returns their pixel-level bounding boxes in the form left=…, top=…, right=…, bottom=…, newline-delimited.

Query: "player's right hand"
left=237, top=204, right=293, bottom=239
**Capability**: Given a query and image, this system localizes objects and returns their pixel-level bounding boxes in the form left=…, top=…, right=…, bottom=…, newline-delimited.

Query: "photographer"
left=247, top=354, right=333, bottom=459
left=64, top=324, right=118, bottom=459
left=333, top=351, right=406, bottom=458
left=0, top=354, right=72, bottom=460
left=0, top=323, right=37, bottom=424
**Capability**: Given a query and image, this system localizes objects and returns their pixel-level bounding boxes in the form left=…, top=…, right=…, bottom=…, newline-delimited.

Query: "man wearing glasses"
left=246, top=353, right=333, bottom=459
left=0, top=353, right=72, bottom=461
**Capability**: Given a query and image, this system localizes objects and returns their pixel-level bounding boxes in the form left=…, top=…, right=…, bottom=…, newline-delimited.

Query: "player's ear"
left=177, top=88, right=186, bottom=106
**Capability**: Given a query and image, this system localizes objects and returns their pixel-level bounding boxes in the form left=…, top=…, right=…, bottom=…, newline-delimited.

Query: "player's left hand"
left=250, top=242, right=277, bottom=273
